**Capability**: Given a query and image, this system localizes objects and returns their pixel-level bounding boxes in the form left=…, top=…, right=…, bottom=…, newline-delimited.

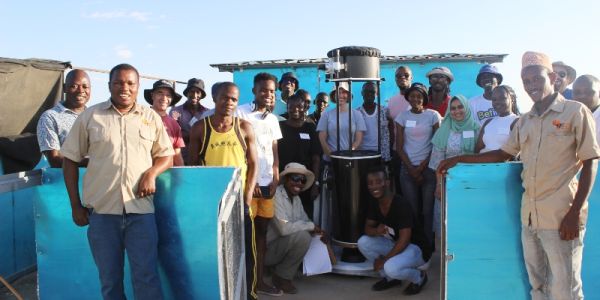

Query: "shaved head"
left=573, top=75, right=600, bottom=112
left=63, top=69, right=91, bottom=110
left=65, top=69, right=90, bottom=86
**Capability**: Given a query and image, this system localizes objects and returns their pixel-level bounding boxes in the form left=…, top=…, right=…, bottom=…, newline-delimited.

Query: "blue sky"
left=2, top=0, right=599, bottom=112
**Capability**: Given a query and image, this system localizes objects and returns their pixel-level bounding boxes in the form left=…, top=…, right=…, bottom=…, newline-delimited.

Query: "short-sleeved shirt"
left=61, top=100, right=174, bottom=215
left=161, top=115, right=185, bottom=149
left=238, top=103, right=283, bottom=186
left=501, top=93, right=600, bottom=229
left=387, top=92, right=410, bottom=120
left=395, top=109, right=442, bottom=165
left=169, top=102, right=207, bottom=137
left=469, top=94, right=497, bottom=125
left=316, top=108, right=367, bottom=160
left=278, top=121, right=320, bottom=172
left=358, top=105, right=392, bottom=161
left=36, top=102, right=82, bottom=152
left=366, top=196, right=432, bottom=261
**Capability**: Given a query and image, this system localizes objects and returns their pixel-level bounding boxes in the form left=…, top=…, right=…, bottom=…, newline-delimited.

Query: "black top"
left=278, top=121, right=321, bottom=172
left=366, top=195, right=432, bottom=261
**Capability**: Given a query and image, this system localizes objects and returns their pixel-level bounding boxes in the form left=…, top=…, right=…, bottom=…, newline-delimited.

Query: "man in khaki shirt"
left=437, top=51, right=600, bottom=300
left=61, top=64, right=173, bottom=300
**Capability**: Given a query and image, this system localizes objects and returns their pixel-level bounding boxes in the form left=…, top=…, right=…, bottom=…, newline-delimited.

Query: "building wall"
left=231, top=60, right=492, bottom=113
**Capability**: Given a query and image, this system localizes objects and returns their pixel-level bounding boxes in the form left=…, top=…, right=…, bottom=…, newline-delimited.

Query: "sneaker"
left=404, top=272, right=428, bottom=295
left=256, top=285, right=283, bottom=297
left=371, top=278, right=402, bottom=291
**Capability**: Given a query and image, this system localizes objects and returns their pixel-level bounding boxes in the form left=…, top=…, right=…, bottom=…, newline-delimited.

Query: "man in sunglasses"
left=426, top=66, right=454, bottom=117
left=387, top=66, right=413, bottom=193
left=552, top=61, right=577, bottom=99
left=265, top=162, right=325, bottom=294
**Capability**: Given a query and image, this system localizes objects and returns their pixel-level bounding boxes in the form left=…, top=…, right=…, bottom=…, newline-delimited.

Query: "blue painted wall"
left=446, top=163, right=600, bottom=299
left=232, top=61, right=490, bottom=113
left=34, top=167, right=236, bottom=300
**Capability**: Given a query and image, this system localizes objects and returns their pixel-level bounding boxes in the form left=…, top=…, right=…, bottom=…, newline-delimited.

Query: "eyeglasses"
left=281, top=79, right=296, bottom=85
left=289, top=174, right=307, bottom=184
left=450, top=104, right=464, bottom=111
left=557, top=71, right=567, bottom=79
left=429, top=74, right=447, bottom=80
left=396, top=73, right=411, bottom=78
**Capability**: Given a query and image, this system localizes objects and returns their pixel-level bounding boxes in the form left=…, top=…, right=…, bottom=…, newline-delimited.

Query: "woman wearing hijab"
left=428, top=95, right=480, bottom=249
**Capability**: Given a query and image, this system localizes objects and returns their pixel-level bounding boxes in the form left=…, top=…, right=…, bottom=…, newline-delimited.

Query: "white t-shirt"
left=469, top=94, right=497, bottom=126
left=480, top=114, right=518, bottom=153
left=238, top=103, right=283, bottom=186
left=395, top=109, right=442, bottom=165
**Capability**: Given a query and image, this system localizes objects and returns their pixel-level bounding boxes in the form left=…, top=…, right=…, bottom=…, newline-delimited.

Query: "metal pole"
left=376, top=81, right=381, bottom=154
left=348, top=81, right=353, bottom=152
left=336, top=82, right=340, bottom=152
left=441, top=174, right=448, bottom=300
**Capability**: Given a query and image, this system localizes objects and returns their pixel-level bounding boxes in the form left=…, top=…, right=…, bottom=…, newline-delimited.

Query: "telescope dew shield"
left=326, top=46, right=381, bottom=80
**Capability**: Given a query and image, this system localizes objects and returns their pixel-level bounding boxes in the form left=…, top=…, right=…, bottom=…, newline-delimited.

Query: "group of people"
left=34, top=49, right=600, bottom=299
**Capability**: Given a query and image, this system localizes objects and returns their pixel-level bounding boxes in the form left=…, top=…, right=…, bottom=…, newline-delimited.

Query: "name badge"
left=299, top=133, right=310, bottom=140
left=387, top=226, right=395, bottom=236
left=383, top=226, right=395, bottom=240
left=405, top=120, right=416, bottom=128
left=463, top=130, right=475, bottom=138
left=497, top=127, right=510, bottom=135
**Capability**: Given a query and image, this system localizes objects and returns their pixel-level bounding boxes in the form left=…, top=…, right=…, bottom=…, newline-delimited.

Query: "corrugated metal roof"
left=210, top=53, right=507, bottom=73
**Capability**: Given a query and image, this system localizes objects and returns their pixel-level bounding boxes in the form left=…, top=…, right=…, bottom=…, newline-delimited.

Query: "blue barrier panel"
left=446, top=163, right=600, bottom=299
left=35, top=167, right=236, bottom=300
left=0, top=192, right=15, bottom=277
left=0, top=179, right=37, bottom=279
left=13, top=186, right=36, bottom=274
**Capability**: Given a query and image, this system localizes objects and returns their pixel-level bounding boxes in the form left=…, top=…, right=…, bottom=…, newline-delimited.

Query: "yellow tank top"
left=201, top=117, right=247, bottom=188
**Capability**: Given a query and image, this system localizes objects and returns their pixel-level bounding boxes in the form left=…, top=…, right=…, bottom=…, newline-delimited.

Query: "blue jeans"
left=399, top=166, right=436, bottom=247
left=521, top=226, right=585, bottom=300
left=87, top=213, right=163, bottom=300
left=357, top=235, right=425, bottom=284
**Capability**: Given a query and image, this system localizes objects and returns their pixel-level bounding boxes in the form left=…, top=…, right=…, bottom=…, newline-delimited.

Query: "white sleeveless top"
left=481, top=114, right=518, bottom=153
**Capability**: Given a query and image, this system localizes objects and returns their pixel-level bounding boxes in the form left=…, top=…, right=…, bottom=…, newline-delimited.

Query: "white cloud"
left=114, top=45, right=133, bottom=59
left=82, top=11, right=151, bottom=22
